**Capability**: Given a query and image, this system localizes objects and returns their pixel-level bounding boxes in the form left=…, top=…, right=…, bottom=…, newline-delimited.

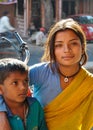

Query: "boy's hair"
left=0, top=58, right=28, bottom=84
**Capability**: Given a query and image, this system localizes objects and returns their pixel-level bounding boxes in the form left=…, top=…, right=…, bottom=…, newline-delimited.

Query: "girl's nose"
left=63, top=44, right=71, bottom=52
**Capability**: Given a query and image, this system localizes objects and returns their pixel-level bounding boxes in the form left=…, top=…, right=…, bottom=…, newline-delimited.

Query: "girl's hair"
left=41, top=18, right=88, bottom=70
left=0, top=58, right=28, bottom=84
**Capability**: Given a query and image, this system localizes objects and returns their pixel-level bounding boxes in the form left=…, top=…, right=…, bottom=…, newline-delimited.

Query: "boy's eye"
left=24, top=79, right=29, bottom=84
left=12, top=81, right=18, bottom=85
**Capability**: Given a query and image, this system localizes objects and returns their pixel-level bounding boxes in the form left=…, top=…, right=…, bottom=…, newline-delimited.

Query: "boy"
left=0, top=58, right=47, bottom=130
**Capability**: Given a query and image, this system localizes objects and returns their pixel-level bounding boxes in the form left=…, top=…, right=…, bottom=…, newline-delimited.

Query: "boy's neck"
left=6, top=100, right=25, bottom=109
left=8, top=101, right=28, bottom=121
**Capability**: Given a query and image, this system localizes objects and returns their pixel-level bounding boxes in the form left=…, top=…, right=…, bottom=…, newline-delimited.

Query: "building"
left=0, top=0, right=93, bottom=37
left=55, top=0, right=93, bottom=21
left=0, top=0, right=17, bottom=27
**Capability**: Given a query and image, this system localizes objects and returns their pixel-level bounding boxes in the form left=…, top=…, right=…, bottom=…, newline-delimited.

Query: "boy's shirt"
left=6, top=97, right=48, bottom=130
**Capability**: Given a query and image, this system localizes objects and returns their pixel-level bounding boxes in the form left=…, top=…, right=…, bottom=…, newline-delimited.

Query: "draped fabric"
left=44, top=67, right=93, bottom=130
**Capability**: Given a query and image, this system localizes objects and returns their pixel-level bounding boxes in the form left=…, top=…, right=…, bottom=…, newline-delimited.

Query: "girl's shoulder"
left=29, top=62, right=50, bottom=72
left=30, top=62, right=49, bottom=68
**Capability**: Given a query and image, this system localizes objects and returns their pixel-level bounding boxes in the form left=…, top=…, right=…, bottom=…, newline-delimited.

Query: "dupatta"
left=44, top=67, right=93, bottom=130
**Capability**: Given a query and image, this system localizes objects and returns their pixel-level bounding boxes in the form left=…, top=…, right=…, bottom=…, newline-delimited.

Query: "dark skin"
left=0, top=112, right=11, bottom=130
left=0, top=71, right=28, bottom=130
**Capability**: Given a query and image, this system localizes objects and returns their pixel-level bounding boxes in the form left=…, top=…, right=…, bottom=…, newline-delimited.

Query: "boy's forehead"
left=8, top=71, right=28, bottom=77
left=5, top=71, right=28, bottom=80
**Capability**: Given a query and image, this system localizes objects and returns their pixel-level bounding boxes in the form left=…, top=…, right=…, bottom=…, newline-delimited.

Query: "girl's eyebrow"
left=55, top=41, right=62, bottom=43
left=55, top=38, right=79, bottom=43
left=69, top=38, right=80, bottom=42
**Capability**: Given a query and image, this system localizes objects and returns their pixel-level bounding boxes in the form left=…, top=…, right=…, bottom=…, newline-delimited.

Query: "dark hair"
left=41, top=18, right=88, bottom=70
left=0, top=58, right=28, bottom=84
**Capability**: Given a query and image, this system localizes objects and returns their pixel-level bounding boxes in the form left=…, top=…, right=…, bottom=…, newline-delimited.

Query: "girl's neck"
left=58, top=64, right=81, bottom=89
left=58, top=64, right=80, bottom=76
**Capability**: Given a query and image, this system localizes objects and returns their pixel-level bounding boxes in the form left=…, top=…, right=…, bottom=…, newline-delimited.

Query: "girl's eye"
left=55, top=44, right=63, bottom=48
left=71, top=42, right=78, bottom=45
left=68, top=42, right=79, bottom=49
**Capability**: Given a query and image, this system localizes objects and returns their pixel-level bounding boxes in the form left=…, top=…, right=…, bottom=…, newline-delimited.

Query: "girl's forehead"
left=55, top=29, right=76, bottom=34
left=55, top=30, right=80, bottom=40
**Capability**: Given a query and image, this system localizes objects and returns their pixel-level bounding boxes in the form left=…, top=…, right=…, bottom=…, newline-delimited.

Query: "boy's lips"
left=18, top=92, right=27, bottom=97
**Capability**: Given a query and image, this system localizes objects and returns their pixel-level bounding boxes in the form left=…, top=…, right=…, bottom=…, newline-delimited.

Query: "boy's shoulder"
left=27, top=97, right=40, bottom=106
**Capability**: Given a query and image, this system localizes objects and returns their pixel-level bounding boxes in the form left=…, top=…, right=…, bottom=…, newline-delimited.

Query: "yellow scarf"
left=44, top=67, right=93, bottom=130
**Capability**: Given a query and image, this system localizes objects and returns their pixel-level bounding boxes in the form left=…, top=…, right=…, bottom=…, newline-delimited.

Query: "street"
left=27, top=43, right=44, bottom=66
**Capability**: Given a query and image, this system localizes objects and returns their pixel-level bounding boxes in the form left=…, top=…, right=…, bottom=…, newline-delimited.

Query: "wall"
left=0, top=4, right=16, bottom=26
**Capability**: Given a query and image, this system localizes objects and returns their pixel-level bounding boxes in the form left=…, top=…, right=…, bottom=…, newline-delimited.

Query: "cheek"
left=74, top=47, right=82, bottom=60
left=77, top=46, right=83, bottom=54
left=55, top=50, right=62, bottom=62
left=55, top=48, right=62, bottom=57
left=0, top=87, right=4, bottom=95
left=2, top=87, right=15, bottom=95
left=0, top=87, right=6, bottom=95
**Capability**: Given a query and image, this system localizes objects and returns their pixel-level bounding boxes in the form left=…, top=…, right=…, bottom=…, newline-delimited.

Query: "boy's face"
left=0, top=71, right=28, bottom=105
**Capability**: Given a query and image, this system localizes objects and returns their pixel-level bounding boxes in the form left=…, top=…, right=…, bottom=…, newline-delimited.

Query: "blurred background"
left=0, top=0, right=93, bottom=72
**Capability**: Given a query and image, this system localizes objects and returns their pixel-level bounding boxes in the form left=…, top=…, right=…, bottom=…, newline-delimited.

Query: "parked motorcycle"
left=0, top=31, right=30, bottom=64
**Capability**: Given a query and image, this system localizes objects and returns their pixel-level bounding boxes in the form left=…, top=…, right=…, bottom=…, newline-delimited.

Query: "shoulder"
left=29, top=62, right=53, bottom=78
left=27, top=97, right=42, bottom=107
left=1, top=16, right=8, bottom=20
left=29, top=62, right=50, bottom=72
left=82, top=67, right=93, bottom=76
left=29, top=62, right=58, bottom=85
left=81, top=67, right=93, bottom=83
left=36, top=31, right=42, bottom=35
left=27, top=97, right=37, bottom=103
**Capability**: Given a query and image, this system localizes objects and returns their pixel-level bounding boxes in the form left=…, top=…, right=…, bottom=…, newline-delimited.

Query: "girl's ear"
left=0, top=85, right=3, bottom=95
left=82, top=44, right=85, bottom=54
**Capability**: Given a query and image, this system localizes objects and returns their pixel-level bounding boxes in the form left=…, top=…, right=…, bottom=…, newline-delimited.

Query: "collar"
left=6, top=97, right=36, bottom=117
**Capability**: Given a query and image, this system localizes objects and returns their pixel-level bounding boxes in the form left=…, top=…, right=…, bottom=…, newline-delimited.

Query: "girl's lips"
left=62, top=56, right=74, bottom=60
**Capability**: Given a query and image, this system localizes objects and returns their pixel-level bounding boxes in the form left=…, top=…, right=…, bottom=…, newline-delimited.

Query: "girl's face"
left=54, top=29, right=84, bottom=67
left=0, top=71, right=28, bottom=106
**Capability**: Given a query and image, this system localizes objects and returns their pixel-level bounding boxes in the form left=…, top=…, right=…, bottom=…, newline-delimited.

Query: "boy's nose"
left=19, top=83, right=26, bottom=90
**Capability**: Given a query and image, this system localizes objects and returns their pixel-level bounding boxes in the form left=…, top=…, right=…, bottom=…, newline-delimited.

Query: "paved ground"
left=27, top=43, right=44, bottom=66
